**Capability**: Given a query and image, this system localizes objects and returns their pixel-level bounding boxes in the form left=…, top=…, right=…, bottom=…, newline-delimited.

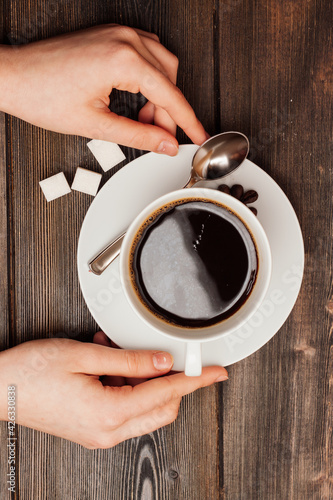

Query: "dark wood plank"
left=0, top=0, right=9, bottom=351
left=117, top=0, right=221, bottom=497
left=0, top=114, right=9, bottom=348
left=218, top=0, right=333, bottom=499
left=163, top=1, right=222, bottom=495
left=0, top=8, right=13, bottom=498
left=0, top=112, right=12, bottom=498
left=3, top=0, right=221, bottom=499
left=3, top=0, right=331, bottom=498
left=119, top=1, right=222, bottom=498
left=3, top=2, right=122, bottom=499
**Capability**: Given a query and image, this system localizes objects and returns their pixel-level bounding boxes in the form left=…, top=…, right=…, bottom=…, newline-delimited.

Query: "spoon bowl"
left=186, top=131, right=249, bottom=187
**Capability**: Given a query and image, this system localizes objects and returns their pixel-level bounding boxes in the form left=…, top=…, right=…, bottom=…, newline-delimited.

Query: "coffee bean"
left=241, top=190, right=258, bottom=204
left=230, top=184, right=244, bottom=200
left=216, top=183, right=258, bottom=216
left=218, top=184, right=230, bottom=194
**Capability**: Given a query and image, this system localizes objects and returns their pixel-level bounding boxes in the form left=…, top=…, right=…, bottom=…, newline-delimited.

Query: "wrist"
left=0, top=348, right=18, bottom=422
left=0, top=45, right=23, bottom=115
left=0, top=350, right=9, bottom=421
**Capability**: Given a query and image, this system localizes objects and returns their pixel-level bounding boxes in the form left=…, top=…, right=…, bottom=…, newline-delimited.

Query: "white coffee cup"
left=120, top=188, right=272, bottom=376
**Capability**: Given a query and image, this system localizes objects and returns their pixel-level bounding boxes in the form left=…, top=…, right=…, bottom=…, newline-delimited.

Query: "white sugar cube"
left=39, top=172, right=71, bottom=202
left=87, top=139, right=126, bottom=172
left=71, top=167, right=102, bottom=196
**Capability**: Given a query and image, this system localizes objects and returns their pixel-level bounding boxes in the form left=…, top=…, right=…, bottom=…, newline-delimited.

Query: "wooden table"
left=0, top=1, right=332, bottom=499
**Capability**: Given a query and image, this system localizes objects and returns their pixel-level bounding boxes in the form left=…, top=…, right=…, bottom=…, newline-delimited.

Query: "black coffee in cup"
left=129, top=198, right=258, bottom=328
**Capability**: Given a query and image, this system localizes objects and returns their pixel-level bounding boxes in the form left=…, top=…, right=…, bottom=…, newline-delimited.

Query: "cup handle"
left=185, top=342, right=202, bottom=376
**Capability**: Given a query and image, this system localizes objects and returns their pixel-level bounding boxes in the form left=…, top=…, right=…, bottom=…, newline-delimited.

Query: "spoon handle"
left=87, top=178, right=197, bottom=276
left=88, top=232, right=125, bottom=275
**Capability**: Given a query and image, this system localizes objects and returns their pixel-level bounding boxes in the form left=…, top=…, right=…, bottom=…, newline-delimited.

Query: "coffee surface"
left=130, top=199, right=257, bottom=328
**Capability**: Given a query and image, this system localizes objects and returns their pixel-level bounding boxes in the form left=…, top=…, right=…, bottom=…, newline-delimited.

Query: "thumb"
left=88, top=110, right=179, bottom=156
left=72, top=342, right=174, bottom=378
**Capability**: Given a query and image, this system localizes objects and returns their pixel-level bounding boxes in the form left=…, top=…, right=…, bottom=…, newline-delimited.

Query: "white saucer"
left=77, top=145, right=304, bottom=369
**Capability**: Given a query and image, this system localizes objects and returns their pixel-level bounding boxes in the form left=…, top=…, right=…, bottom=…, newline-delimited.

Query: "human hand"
left=0, top=336, right=228, bottom=449
left=0, top=25, right=208, bottom=155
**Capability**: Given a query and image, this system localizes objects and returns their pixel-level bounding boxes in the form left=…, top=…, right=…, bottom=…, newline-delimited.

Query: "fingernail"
left=157, top=140, right=179, bottom=156
left=205, top=131, right=211, bottom=140
left=153, top=351, right=174, bottom=370
left=215, top=373, right=228, bottom=382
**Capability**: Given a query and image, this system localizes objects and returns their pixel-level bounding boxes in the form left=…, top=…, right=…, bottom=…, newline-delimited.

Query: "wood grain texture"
left=0, top=10, right=12, bottom=498
left=150, top=1, right=221, bottom=498
left=2, top=0, right=221, bottom=499
left=0, top=113, right=9, bottom=348
left=0, top=0, right=332, bottom=499
left=0, top=108, right=11, bottom=497
left=218, top=0, right=333, bottom=499
left=0, top=13, right=9, bottom=351
left=2, top=2, right=122, bottom=499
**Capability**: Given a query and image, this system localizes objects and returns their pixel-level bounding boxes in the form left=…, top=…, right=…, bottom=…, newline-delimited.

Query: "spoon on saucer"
left=88, top=131, right=249, bottom=275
